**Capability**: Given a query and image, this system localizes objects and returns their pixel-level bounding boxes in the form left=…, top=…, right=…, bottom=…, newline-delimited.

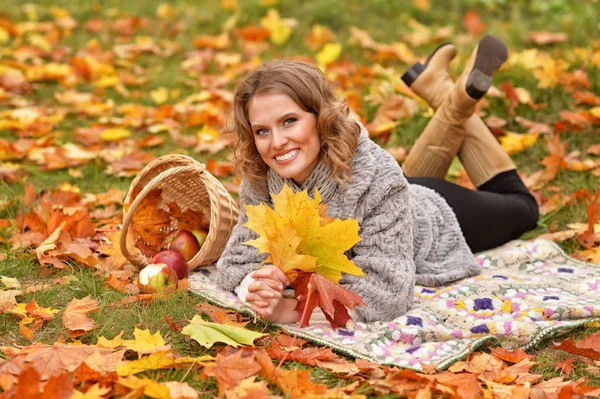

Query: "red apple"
left=152, top=250, right=190, bottom=280
left=138, top=263, right=179, bottom=294
left=161, top=229, right=200, bottom=262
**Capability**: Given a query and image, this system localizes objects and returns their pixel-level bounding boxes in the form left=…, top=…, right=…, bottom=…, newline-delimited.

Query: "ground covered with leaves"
left=0, top=0, right=599, bottom=398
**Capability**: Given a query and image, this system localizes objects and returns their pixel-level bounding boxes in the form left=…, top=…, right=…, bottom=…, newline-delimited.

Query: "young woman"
left=216, top=35, right=539, bottom=324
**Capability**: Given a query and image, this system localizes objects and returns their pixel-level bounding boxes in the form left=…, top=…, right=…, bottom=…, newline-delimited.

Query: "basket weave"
left=121, top=154, right=239, bottom=270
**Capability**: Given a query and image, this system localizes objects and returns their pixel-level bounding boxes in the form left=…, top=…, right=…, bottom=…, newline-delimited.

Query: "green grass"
left=0, top=0, right=599, bottom=396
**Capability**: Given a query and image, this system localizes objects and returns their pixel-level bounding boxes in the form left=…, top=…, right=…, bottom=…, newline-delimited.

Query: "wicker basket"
left=120, top=154, right=239, bottom=270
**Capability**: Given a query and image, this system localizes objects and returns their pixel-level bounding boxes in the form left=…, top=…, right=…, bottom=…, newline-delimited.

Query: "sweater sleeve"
left=339, top=175, right=416, bottom=323
left=216, top=181, right=269, bottom=291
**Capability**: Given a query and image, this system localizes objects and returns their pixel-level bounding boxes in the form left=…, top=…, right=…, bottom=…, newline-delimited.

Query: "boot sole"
left=465, top=35, right=508, bottom=99
left=401, top=43, right=453, bottom=87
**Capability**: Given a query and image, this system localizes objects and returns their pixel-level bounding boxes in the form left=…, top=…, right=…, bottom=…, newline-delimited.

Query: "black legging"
left=406, top=170, right=539, bottom=253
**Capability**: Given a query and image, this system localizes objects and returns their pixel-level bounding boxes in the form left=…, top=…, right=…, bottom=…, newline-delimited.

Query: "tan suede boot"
left=402, top=43, right=457, bottom=110
left=402, top=36, right=507, bottom=178
left=402, top=36, right=515, bottom=186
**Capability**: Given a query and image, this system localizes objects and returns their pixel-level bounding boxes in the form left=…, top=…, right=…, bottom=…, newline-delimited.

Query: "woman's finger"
left=251, top=267, right=289, bottom=287
left=248, top=289, right=280, bottom=300
left=249, top=278, right=282, bottom=292
left=247, top=298, right=269, bottom=308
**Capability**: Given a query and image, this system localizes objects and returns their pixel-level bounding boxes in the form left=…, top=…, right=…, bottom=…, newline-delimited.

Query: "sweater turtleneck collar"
left=267, top=160, right=339, bottom=203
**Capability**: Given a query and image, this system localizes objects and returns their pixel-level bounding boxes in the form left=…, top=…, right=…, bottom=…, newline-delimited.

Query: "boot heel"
left=465, top=35, right=508, bottom=99
left=401, top=43, right=453, bottom=87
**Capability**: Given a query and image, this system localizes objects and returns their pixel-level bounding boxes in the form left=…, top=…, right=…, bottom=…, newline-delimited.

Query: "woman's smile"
left=274, top=149, right=299, bottom=163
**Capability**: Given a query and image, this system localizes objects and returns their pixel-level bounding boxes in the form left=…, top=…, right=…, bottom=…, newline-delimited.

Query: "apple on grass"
left=152, top=250, right=190, bottom=280
left=161, top=229, right=201, bottom=262
left=138, top=263, right=179, bottom=294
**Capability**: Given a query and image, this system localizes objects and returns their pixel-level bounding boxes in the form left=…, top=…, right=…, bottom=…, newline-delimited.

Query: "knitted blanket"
left=188, top=239, right=600, bottom=371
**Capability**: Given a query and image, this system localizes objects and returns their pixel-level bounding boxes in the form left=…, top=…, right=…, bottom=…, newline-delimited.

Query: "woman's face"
left=248, top=92, right=321, bottom=185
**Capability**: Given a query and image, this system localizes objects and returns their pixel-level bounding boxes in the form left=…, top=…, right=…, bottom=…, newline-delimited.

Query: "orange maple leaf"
left=578, top=191, right=599, bottom=249
left=555, top=357, right=575, bottom=376
left=203, top=350, right=262, bottom=398
left=489, top=347, right=532, bottom=363
left=291, top=271, right=366, bottom=329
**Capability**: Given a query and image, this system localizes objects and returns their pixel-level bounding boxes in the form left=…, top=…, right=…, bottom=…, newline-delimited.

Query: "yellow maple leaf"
left=122, top=328, right=170, bottom=355
left=533, top=58, right=566, bottom=89
left=100, top=127, right=131, bottom=141
left=316, top=43, right=342, bottom=67
left=97, top=331, right=124, bottom=348
left=117, top=350, right=213, bottom=376
left=70, top=384, right=112, bottom=399
left=260, top=9, right=296, bottom=45
left=150, top=87, right=169, bottom=104
left=244, top=184, right=364, bottom=283
left=117, top=375, right=171, bottom=399
left=500, top=131, right=540, bottom=155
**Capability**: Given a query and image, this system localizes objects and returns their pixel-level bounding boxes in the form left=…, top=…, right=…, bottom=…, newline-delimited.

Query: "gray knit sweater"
left=216, top=125, right=481, bottom=322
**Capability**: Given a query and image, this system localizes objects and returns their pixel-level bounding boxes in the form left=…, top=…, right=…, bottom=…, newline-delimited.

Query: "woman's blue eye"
left=256, top=128, right=268, bottom=135
left=284, top=118, right=297, bottom=125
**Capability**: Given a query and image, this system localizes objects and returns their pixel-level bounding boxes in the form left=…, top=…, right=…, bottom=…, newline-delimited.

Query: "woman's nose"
left=271, top=129, right=288, bottom=149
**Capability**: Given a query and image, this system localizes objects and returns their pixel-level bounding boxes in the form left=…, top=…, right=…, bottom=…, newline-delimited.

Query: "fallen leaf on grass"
left=499, top=131, right=539, bottom=155
left=223, top=376, right=271, bottom=399
left=8, top=343, right=118, bottom=380
left=554, top=332, right=600, bottom=360
left=463, top=10, right=487, bottom=35
left=116, top=350, right=212, bottom=376
left=555, top=357, right=575, bottom=376
left=203, top=350, right=262, bottom=398
left=255, top=351, right=328, bottom=399
left=96, top=331, right=124, bottom=349
left=122, top=328, right=171, bottom=354
left=587, top=144, right=600, bottom=156
left=488, top=347, right=531, bottom=363
left=528, top=31, right=568, bottom=45
left=62, top=295, right=100, bottom=338
left=577, top=192, right=599, bottom=249
left=1, top=276, right=20, bottom=289
left=117, top=375, right=171, bottom=399
left=182, top=315, right=265, bottom=348
left=195, top=301, right=248, bottom=327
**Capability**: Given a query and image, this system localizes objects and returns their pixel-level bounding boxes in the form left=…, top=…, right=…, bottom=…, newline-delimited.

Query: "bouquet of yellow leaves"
left=243, top=184, right=366, bottom=329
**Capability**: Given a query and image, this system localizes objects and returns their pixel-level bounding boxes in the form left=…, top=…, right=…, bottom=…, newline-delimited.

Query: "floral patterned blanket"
left=188, top=239, right=600, bottom=371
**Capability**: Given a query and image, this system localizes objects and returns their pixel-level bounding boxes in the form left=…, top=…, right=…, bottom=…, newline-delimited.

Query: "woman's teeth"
left=275, top=149, right=298, bottom=161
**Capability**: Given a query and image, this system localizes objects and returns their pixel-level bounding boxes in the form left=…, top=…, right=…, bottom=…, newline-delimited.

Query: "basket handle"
left=120, top=163, right=207, bottom=267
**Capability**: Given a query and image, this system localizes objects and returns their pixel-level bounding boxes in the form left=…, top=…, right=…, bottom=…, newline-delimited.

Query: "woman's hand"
left=245, top=265, right=298, bottom=323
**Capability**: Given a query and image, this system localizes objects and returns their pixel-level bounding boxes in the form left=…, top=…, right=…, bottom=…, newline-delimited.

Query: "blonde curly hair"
left=226, top=60, right=360, bottom=191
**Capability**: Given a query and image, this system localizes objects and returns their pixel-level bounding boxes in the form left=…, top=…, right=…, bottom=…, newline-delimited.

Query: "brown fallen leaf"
left=528, top=31, right=568, bottom=45
left=256, top=351, right=328, bottom=399
left=587, top=144, right=600, bottom=156
left=8, top=342, right=117, bottom=380
left=62, top=295, right=100, bottom=338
